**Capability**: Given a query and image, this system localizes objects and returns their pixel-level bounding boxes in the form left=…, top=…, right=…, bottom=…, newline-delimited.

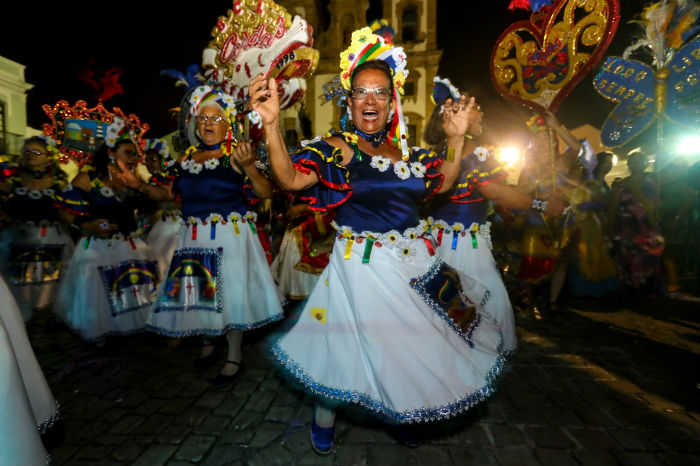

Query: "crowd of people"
left=1, top=24, right=697, bottom=463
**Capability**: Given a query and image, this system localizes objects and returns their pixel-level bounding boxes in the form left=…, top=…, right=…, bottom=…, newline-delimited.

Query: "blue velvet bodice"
left=2, top=180, right=63, bottom=223
left=291, top=140, right=443, bottom=233
left=173, top=157, right=254, bottom=219
left=430, top=152, right=505, bottom=225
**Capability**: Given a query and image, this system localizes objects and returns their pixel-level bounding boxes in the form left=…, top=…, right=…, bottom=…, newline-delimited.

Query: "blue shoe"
left=310, top=418, right=334, bottom=455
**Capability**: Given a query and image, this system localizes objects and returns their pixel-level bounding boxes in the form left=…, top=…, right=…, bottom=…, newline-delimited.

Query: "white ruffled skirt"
left=272, top=224, right=515, bottom=423
left=0, top=222, right=75, bottom=321
left=0, top=276, right=55, bottom=466
left=54, top=234, right=159, bottom=341
left=147, top=213, right=284, bottom=337
left=147, top=213, right=181, bottom=279
left=270, top=227, right=322, bottom=299
left=432, top=220, right=517, bottom=352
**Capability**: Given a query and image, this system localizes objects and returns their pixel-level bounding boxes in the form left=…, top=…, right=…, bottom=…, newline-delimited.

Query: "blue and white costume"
left=0, top=177, right=74, bottom=321
left=429, top=148, right=517, bottom=354
left=272, top=136, right=515, bottom=423
left=147, top=153, right=284, bottom=337
left=0, top=276, right=54, bottom=466
left=54, top=178, right=159, bottom=341
left=145, top=167, right=181, bottom=278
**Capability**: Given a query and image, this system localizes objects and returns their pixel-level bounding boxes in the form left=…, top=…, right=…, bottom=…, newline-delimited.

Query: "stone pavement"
left=27, top=292, right=699, bottom=466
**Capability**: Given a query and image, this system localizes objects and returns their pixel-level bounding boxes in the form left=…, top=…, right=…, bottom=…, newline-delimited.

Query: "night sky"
left=0, top=0, right=670, bottom=148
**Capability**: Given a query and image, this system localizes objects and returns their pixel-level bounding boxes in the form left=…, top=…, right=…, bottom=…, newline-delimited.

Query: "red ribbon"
left=40, top=224, right=47, bottom=238
left=128, top=238, right=136, bottom=250
left=192, top=224, right=198, bottom=241
left=423, top=237, right=435, bottom=256
left=436, top=229, right=443, bottom=246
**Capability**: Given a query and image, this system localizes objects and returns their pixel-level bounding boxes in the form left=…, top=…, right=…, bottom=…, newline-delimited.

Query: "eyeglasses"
left=196, top=115, right=225, bottom=124
left=22, top=149, right=48, bottom=157
left=350, top=88, right=391, bottom=101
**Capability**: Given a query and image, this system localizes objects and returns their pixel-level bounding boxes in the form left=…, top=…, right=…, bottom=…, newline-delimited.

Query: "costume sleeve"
left=53, top=184, right=91, bottom=217
left=450, top=151, right=507, bottom=203
left=290, top=140, right=352, bottom=211
left=416, top=148, right=444, bottom=201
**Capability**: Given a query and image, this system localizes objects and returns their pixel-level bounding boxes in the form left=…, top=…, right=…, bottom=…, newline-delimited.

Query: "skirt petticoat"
left=0, top=277, right=55, bottom=466
left=0, top=222, right=75, bottom=321
left=271, top=227, right=321, bottom=300
left=147, top=213, right=181, bottom=279
left=272, top=225, right=514, bottom=424
left=147, top=213, right=284, bottom=337
left=54, top=234, right=158, bottom=341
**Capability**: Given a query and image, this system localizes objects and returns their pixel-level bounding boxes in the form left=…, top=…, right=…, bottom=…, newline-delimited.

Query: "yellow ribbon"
left=233, top=221, right=240, bottom=235
left=342, top=231, right=354, bottom=260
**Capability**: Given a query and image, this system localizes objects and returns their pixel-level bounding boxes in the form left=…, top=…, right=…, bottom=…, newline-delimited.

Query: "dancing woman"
left=54, top=137, right=159, bottom=341
left=0, top=136, right=74, bottom=321
left=251, top=28, right=510, bottom=453
left=115, top=87, right=284, bottom=386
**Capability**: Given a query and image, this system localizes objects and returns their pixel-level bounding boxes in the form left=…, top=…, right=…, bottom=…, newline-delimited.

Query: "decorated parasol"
left=593, top=0, right=700, bottom=150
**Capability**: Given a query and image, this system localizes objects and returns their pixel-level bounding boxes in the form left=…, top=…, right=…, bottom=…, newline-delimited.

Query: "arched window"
left=401, top=6, right=418, bottom=43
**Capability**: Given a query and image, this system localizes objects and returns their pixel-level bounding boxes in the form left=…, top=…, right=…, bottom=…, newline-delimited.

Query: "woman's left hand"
left=442, top=94, right=474, bottom=140
left=108, top=160, right=140, bottom=189
left=231, top=141, right=257, bottom=171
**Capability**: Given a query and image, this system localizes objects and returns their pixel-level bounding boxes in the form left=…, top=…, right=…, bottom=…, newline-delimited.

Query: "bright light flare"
left=612, top=154, right=618, bottom=165
left=677, top=135, right=700, bottom=157
left=498, top=146, right=521, bottom=167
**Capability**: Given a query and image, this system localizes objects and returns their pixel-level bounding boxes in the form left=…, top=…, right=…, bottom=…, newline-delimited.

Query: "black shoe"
left=192, top=343, right=222, bottom=371
left=211, top=360, right=243, bottom=387
left=387, top=424, right=422, bottom=447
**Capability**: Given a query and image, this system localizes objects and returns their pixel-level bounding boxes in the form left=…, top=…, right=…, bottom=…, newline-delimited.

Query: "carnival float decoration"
left=41, top=100, right=148, bottom=167
left=593, top=0, right=700, bottom=147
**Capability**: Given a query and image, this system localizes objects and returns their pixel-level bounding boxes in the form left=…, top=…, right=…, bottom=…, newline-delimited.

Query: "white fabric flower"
left=42, top=188, right=55, bottom=197
left=300, top=136, right=322, bottom=147
left=397, top=242, right=415, bottom=261
left=410, top=162, right=426, bottom=178
left=62, top=184, right=73, bottom=193
left=474, top=146, right=489, bottom=162
left=247, top=110, right=262, bottom=127
left=28, top=190, right=42, bottom=200
left=15, top=187, right=28, bottom=195
left=403, top=226, right=420, bottom=241
left=393, top=160, right=410, bottom=180
left=245, top=212, right=258, bottom=223
left=100, top=186, right=114, bottom=197
left=204, top=158, right=220, bottom=170
left=181, top=159, right=193, bottom=170
left=382, top=230, right=402, bottom=248
left=370, top=155, right=391, bottom=172
left=190, top=163, right=203, bottom=174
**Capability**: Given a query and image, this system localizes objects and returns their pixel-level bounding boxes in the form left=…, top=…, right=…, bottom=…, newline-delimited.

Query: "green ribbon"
left=248, top=220, right=257, bottom=235
left=362, top=237, right=375, bottom=263
left=84, top=236, right=91, bottom=250
left=471, top=231, right=478, bottom=249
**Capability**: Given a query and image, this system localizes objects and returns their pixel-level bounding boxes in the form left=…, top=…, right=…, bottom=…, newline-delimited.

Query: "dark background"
left=0, top=0, right=683, bottom=150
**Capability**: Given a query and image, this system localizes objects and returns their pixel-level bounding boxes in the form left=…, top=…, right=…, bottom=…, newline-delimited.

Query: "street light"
left=498, top=146, right=521, bottom=167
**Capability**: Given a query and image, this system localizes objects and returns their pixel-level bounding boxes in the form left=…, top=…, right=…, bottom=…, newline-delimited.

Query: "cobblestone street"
left=29, top=292, right=699, bottom=466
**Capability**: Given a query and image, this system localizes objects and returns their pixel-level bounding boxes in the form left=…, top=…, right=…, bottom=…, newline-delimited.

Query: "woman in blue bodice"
left=249, top=39, right=516, bottom=451
left=114, top=87, right=284, bottom=386
left=54, top=138, right=158, bottom=341
left=0, top=136, right=74, bottom=321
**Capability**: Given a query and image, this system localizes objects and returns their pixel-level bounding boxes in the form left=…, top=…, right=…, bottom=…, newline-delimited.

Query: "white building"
left=0, top=56, right=35, bottom=156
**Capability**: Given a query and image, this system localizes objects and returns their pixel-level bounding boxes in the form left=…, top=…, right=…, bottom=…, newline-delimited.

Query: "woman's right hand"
left=80, top=218, right=118, bottom=237
left=249, top=74, right=280, bottom=128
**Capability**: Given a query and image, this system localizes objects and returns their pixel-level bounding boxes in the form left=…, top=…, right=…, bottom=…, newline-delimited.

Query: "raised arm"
left=249, top=74, right=318, bottom=192
left=109, top=160, right=173, bottom=202
left=544, top=110, right=580, bottom=169
left=231, top=141, right=273, bottom=199
left=437, top=95, right=473, bottom=193
left=479, top=180, right=566, bottom=216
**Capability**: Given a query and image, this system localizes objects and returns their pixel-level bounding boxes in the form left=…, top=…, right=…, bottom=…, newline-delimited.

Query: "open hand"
left=249, top=74, right=280, bottom=128
left=108, top=159, right=140, bottom=189
left=442, top=95, right=474, bottom=140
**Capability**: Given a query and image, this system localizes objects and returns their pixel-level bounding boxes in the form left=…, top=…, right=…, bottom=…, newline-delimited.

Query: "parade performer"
left=270, top=195, right=334, bottom=301
left=0, top=136, right=75, bottom=322
left=53, top=109, right=159, bottom=342
left=565, top=152, right=620, bottom=297
left=0, top=276, right=55, bottom=466
left=424, top=76, right=565, bottom=341
left=114, top=87, right=284, bottom=386
left=515, top=113, right=584, bottom=316
left=608, top=152, right=665, bottom=297
left=252, top=27, right=509, bottom=454
left=143, top=139, right=181, bottom=277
